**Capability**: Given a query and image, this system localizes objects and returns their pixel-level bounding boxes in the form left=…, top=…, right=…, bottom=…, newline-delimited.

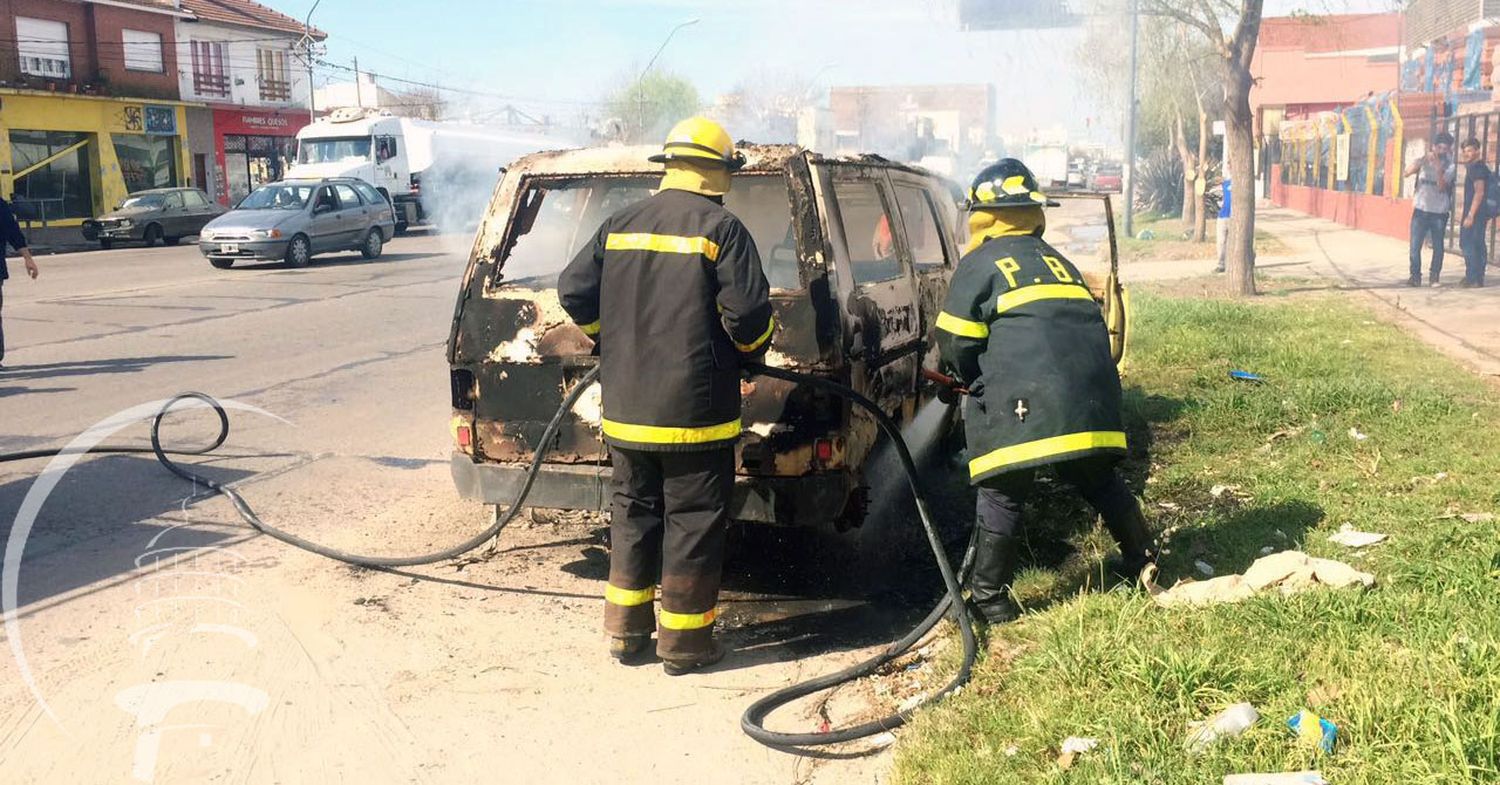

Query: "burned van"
left=446, top=144, right=1126, bottom=529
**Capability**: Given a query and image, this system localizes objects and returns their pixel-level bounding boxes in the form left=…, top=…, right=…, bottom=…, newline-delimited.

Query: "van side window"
left=832, top=179, right=903, bottom=285
left=894, top=184, right=950, bottom=270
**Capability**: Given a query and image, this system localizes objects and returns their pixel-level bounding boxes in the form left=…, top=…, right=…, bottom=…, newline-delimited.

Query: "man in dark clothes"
left=934, top=159, right=1156, bottom=624
left=1458, top=138, right=1491, bottom=288
left=0, top=196, right=40, bottom=370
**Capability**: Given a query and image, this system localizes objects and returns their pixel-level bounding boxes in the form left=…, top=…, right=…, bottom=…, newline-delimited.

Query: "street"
left=0, top=233, right=943, bottom=784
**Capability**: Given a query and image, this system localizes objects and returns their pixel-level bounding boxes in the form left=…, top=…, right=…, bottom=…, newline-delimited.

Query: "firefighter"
left=558, top=117, right=774, bottom=674
left=934, top=158, right=1156, bottom=624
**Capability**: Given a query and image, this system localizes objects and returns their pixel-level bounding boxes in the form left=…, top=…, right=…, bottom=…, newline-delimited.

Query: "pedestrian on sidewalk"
left=1458, top=137, right=1491, bottom=288
left=0, top=195, right=40, bottom=371
left=1405, top=132, right=1455, bottom=287
left=1215, top=177, right=1232, bottom=273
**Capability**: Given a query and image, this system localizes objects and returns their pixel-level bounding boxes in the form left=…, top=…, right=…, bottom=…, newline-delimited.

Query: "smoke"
left=406, top=115, right=586, bottom=259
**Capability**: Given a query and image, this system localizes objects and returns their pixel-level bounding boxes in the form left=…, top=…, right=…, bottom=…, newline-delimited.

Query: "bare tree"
left=1145, top=0, right=1265, bottom=296
left=389, top=86, right=447, bottom=121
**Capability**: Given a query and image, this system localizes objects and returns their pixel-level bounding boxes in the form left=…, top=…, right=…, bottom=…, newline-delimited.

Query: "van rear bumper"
left=449, top=452, right=852, bottom=527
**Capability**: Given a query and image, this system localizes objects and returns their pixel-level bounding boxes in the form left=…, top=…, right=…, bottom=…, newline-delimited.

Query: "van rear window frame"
left=489, top=172, right=804, bottom=291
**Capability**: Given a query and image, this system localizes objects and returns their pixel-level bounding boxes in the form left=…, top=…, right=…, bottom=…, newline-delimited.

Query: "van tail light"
left=815, top=438, right=834, bottom=463
left=456, top=425, right=472, bottom=448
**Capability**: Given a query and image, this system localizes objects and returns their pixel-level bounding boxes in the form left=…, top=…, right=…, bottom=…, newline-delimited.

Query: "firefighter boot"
left=609, top=634, right=651, bottom=664
left=662, top=641, right=726, bottom=676
left=1103, top=502, right=1157, bottom=584
left=967, top=528, right=1021, bottom=624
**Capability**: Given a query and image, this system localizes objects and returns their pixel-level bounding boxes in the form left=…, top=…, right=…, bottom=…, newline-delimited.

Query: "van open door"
left=1046, top=191, right=1129, bottom=367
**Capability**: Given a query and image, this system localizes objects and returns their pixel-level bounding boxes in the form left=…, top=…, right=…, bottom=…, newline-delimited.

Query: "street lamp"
left=635, top=18, right=700, bottom=141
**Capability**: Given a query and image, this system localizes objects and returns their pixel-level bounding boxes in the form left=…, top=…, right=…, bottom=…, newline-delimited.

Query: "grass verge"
left=893, top=291, right=1500, bottom=784
left=1119, top=215, right=1287, bottom=263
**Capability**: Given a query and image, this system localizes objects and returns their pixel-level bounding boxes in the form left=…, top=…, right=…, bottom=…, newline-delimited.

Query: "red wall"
left=1270, top=164, right=1412, bottom=241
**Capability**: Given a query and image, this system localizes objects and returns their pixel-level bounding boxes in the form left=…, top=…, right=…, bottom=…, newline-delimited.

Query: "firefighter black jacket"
left=935, top=231, right=1126, bottom=484
left=559, top=188, right=775, bottom=452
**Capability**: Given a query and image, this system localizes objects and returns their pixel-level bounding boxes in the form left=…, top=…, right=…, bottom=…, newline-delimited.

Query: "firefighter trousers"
left=604, top=445, right=734, bottom=660
left=976, top=455, right=1139, bottom=541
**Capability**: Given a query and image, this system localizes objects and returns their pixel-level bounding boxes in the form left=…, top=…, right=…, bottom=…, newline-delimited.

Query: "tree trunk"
left=1225, top=63, right=1257, bottom=296
left=1194, top=94, right=1210, bottom=243
left=1173, top=108, right=1196, bottom=226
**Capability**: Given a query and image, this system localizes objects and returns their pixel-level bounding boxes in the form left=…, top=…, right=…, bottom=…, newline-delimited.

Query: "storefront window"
left=113, top=134, right=179, bottom=194
left=8, top=130, right=94, bottom=221
left=223, top=134, right=298, bottom=205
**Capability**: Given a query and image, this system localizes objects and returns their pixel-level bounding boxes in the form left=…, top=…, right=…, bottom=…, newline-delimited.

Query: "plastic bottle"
left=1186, top=703, right=1260, bottom=752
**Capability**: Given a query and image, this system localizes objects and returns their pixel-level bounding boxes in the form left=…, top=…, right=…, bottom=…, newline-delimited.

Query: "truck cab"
left=445, top=145, right=1127, bottom=530
left=290, top=108, right=414, bottom=230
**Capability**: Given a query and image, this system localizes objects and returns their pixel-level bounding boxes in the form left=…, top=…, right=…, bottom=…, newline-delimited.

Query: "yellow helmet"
left=649, top=116, right=746, bottom=171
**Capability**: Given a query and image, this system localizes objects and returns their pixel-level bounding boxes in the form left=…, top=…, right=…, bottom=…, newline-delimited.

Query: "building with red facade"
left=174, top=0, right=324, bottom=205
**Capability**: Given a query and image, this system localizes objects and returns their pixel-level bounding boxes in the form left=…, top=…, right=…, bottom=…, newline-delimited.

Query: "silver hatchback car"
left=198, top=178, right=397, bottom=269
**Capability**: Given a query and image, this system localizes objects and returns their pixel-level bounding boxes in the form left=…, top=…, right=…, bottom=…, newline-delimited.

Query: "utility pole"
left=354, top=56, right=363, bottom=108
left=634, top=18, right=699, bottom=141
left=300, top=0, right=323, bottom=124
left=1122, top=0, right=1140, bottom=237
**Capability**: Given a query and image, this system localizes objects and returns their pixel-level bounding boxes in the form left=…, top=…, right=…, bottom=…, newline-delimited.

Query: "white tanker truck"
left=288, top=108, right=565, bottom=233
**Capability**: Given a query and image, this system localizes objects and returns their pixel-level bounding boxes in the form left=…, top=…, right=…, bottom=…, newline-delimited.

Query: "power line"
left=9, top=35, right=301, bottom=47
left=313, top=58, right=606, bottom=107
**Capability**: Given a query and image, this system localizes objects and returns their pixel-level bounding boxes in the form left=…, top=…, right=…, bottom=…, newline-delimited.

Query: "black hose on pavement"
left=0, top=362, right=978, bottom=752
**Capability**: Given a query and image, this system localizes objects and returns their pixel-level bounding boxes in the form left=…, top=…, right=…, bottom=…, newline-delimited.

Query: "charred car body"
left=446, top=144, right=1127, bottom=529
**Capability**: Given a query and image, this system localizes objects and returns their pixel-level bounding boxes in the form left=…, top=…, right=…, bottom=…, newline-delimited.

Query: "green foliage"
left=1135, top=147, right=1185, bottom=216
left=602, top=70, right=701, bottom=143
left=894, top=292, right=1500, bottom=784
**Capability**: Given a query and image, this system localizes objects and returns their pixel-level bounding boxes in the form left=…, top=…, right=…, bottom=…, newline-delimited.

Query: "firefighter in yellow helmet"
left=935, top=159, right=1156, bottom=624
left=558, top=117, right=773, bottom=674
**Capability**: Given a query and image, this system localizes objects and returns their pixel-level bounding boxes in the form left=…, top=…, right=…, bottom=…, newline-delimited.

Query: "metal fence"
left=1433, top=109, right=1500, bottom=265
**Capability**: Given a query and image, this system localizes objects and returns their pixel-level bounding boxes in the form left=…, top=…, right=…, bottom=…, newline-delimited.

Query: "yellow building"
left=0, top=89, right=194, bottom=227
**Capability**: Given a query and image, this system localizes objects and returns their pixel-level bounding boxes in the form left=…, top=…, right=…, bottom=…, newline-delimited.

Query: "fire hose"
left=0, top=364, right=978, bottom=754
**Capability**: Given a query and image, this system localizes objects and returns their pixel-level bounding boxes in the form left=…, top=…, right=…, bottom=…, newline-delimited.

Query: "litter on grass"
left=1229, top=370, right=1266, bottom=383
left=1186, top=702, right=1259, bottom=753
left=1056, top=736, right=1099, bottom=770
left=1144, top=551, right=1375, bottom=608
left=1223, top=773, right=1327, bottom=785
left=1327, top=524, right=1387, bottom=548
left=1195, top=560, right=1216, bottom=577
left=1348, top=427, right=1369, bottom=442
left=1287, top=709, right=1338, bottom=754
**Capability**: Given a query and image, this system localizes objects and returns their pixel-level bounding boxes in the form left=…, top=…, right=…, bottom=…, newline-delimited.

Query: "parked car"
left=445, top=145, right=1128, bottom=530
left=81, top=187, right=225, bottom=249
left=1090, top=163, right=1124, bottom=192
left=198, top=177, right=396, bottom=269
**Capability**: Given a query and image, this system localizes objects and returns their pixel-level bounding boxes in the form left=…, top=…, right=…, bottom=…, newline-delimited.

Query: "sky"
left=284, top=0, right=1401, bottom=144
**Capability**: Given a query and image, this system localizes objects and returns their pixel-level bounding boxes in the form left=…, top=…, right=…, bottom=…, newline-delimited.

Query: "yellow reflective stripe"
left=995, top=283, right=1095, bottom=314
left=936, top=311, right=990, bottom=339
left=969, top=431, right=1128, bottom=478
left=734, top=316, right=776, bottom=352
left=658, top=607, right=719, bottom=630
left=605, top=232, right=721, bottom=262
left=605, top=584, right=655, bottom=606
left=578, top=320, right=601, bottom=336
left=601, top=417, right=741, bottom=445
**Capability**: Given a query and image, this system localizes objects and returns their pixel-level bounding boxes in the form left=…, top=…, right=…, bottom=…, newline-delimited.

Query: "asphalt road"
left=0, top=233, right=960, bottom=783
